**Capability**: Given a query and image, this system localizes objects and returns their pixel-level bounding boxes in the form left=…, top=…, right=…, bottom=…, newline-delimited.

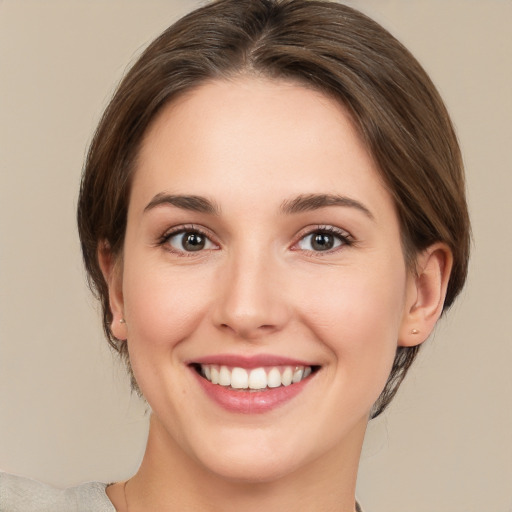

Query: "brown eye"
left=297, top=229, right=349, bottom=252
left=311, top=233, right=335, bottom=251
left=166, top=230, right=215, bottom=252
left=182, top=232, right=206, bottom=251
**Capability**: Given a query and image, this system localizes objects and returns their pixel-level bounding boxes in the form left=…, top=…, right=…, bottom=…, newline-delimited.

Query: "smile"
left=197, top=364, right=314, bottom=391
left=189, top=356, right=320, bottom=413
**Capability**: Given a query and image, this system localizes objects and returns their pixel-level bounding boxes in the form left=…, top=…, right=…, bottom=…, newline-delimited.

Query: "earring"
left=411, top=328, right=419, bottom=335
left=119, top=318, right=126, bottom=324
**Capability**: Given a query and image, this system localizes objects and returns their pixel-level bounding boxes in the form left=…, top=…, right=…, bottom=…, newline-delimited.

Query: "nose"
left=212, top=248, right=290, bottom=341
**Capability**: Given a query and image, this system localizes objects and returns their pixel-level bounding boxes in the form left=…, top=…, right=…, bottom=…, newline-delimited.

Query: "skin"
left=101, top=77, right=452, bottom=512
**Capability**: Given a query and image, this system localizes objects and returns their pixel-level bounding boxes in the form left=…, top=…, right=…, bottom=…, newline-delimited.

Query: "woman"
left=0, top=0, right=470, bottom=510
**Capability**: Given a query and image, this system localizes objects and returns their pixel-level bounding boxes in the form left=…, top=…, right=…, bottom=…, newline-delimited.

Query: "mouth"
left=191, top=363, right=319, bottom=391
left=188, top=354, right=320, bottom=413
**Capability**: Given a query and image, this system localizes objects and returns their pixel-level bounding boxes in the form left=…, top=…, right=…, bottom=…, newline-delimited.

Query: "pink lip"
left=189, top=353, right=314, bottom=368
left=191, top=369, right=314, bottom=414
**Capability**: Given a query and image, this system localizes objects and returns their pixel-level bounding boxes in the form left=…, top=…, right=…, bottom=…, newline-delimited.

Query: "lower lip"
left=192, top=369, right=313, bottom=414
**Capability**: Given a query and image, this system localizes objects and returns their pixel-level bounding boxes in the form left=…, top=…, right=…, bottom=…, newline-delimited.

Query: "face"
left=110, top=77, right=416, bottom=482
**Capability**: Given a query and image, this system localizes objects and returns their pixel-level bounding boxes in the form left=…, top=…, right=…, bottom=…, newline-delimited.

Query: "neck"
left=120, top=414, right=365, bottom=512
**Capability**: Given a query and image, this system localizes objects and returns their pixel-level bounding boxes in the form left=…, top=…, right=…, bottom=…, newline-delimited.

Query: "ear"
left=398, top=243, right=453, bottom=347
left=98, top=241, right=127, bottom=341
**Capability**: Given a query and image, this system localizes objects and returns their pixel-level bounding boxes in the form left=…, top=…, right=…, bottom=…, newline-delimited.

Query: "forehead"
left=132, top=77, right=392, bottom=217
left=139, top=76, right=368, bottom=165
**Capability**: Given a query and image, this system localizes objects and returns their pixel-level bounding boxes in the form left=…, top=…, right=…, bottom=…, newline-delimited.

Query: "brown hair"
left=77, top=0, right=470, bottom=418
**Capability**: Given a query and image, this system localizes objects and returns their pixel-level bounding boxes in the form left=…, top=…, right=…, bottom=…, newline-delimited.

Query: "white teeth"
left=210, top=366, right=219, bottom=384
left=281, top=366, right=293, bottom=386
left=231, top=367, right=249, bottom=389
left=267, top=367, right=282, bottom=388
left=219, top=366, right=231, bottom=386
left=292, top=367, right=304, bottom=383
left=248, top=368, right=267, bottom=390
left=199, top=364, right=314, bottom=390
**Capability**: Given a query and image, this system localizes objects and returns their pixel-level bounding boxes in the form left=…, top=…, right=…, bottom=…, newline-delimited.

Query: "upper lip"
left=188, top=354, right=317, bottom=368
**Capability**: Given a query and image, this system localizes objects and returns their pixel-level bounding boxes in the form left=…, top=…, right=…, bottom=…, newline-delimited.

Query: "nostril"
left=217, top=322, right=279, bottom=341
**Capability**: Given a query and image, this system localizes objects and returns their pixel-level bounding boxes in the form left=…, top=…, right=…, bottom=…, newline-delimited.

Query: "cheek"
left=297, top=260, right=407, bottom=386
left=122, top=258, right=212, bottom=357
left=120, top=259, right=216, bottom=418
left=301, top=261, right=405, bottom=336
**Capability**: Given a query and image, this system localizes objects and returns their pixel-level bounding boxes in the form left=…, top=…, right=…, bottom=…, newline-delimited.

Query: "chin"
left=199, top=449, right=304, bottom=485
left=167, top=422, right=297, bottom=483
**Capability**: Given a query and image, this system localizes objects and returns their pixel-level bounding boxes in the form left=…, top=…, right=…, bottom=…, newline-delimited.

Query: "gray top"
left=0, top=473, right=115, bottom=512
left=0, top=472, right=364, bottom=511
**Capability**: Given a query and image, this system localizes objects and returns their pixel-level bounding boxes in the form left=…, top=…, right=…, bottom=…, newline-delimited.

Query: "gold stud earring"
left=411, top=328, right=419, bottom=335
left=119, top=318, right=126, bottom=324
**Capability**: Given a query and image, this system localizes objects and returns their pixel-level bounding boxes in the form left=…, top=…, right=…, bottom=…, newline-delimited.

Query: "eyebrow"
left=144, top=193, right=220, bottom=215
left=144, top=192, right=374, bottom=220
left=280, top=193, right=374, bottom=220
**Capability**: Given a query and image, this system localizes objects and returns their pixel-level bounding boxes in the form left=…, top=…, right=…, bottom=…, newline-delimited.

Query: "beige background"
left=0, top=1, right=511, bottom=511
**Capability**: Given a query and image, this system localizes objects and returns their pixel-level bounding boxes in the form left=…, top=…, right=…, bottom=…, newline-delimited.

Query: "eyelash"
left=292, top=225, right=353, bottom=255
left=158, top=224, right=354, bottom=256
left=158, top=224, right=217, bottom=257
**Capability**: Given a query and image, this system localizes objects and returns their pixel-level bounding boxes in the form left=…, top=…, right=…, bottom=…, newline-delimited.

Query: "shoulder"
left=0, top=472, right=115, bottom=512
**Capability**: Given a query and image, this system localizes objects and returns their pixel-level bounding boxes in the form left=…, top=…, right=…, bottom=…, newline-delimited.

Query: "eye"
left=164, top=229, right=216, bottom=253
left=296, top=228, right=351, bottom=252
